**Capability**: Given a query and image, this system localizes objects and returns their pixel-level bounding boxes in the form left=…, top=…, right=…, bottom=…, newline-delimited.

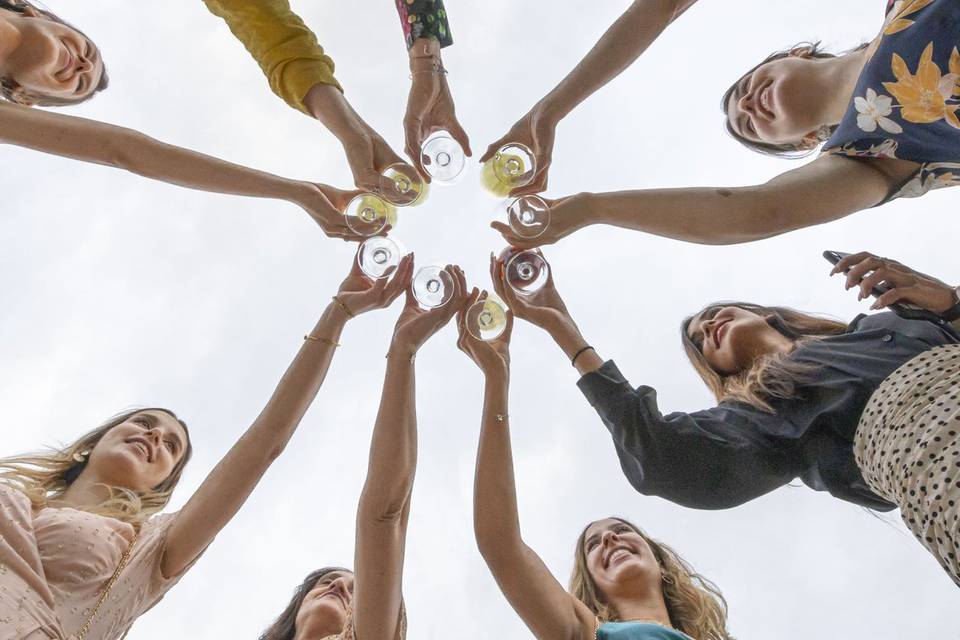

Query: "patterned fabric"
left=854, top=344, right=960, bottom=585
left=203, top=0, right=342, bottom=115
left=597, top=621, right=691, bottom=640
left=395, top=0, right=453, bottom=49
left=823, top=0, right=960, bottom=202
left=0, top=485, right=199, bottom=640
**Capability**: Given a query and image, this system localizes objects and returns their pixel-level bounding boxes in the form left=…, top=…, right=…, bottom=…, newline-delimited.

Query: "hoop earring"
left=816, top=125, right=832, bottom=142
left=72, top=450, right=90, bottom=463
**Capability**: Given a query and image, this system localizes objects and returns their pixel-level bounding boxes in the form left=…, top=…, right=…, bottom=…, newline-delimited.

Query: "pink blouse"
left=0, top=484, right=195, bottom=640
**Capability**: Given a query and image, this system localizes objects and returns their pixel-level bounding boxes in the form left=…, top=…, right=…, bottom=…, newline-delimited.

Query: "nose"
left=738, top=91, right=756, bottom=117
left=145, top=429, right=161, bottom=446
left=77, top=55, right=93, bottom=74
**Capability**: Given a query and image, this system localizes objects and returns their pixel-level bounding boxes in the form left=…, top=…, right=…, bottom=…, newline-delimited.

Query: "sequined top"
left=597, top=621, right=691, bottom=640
left=0, top=484, right=196, bottom=640
left=395, top=0, right=453, bottom=49
left=822, top=0, right=960, bottom=202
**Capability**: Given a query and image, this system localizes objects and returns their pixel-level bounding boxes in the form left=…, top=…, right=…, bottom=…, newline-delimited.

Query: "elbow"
left=106, top=128, right=157, bottom=174
left=360, top=481, right=414, bottom=526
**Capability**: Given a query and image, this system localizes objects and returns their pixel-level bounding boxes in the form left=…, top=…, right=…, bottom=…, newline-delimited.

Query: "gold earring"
left=72, top=450, right=90, bottom=463
left=816, top=125, right=832, bottom=142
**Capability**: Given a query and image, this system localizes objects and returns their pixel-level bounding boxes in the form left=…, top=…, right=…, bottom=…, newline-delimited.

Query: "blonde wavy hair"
left=681, top=302, right=847, bottom=412
left=570, top=518, right=732, bottom=640
left=0, top=408, right=192, bottom=527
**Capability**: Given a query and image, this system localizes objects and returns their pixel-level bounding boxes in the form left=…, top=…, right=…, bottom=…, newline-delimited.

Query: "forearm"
left=473, top=376, right=523, bottom=556
left=358, top=353, right=418, bottom=521
left=303, top=83, right=369, bottom=140
left=537, top=0, right=696, bottom=123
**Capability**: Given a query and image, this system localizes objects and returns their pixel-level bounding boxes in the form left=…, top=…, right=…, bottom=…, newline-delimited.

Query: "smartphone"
left=822, top=250, right=942, bottom=323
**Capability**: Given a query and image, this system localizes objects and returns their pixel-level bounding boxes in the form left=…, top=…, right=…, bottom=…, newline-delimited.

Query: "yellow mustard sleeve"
left=203, top=0, right=343, bottom=115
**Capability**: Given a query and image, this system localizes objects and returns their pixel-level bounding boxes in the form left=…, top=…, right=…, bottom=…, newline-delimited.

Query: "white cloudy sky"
left=3, top=0, right=959, bottom=638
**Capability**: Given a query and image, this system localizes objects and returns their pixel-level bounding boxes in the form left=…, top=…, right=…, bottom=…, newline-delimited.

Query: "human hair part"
left=681, top=302, right=848, bottom=412
left=259, top=567, right=408, bottom=640
left=0, top=0, right=110, bottom=107
left=720, top=41, right=840, bottom=158
left=0, top=407, right=192, bottom=527
left=570, top=518, right=733, bottom=640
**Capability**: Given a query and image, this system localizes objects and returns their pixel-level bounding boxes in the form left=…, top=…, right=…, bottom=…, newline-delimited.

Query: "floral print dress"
left=395, top=0, right=452, bottom=49
left=823, top=0, right=960, bottom=201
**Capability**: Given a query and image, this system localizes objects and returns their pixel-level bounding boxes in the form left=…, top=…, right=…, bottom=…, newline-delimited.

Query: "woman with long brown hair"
left=256, top=266, right=469, bottom=640
left=488, top=0, right=959, bottom=249
left=0, top=247, right=417, bottom=640
left=458, top=286, right=733, bottom=639
left=0, top=0, right=363, bottom=241
left=491, top=250, right=960, bottom=585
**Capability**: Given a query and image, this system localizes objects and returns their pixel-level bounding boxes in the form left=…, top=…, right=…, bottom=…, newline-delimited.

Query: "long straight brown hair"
left=681, top=302, right=847, bottom=412
left=569, top=517, right=733, bottom=640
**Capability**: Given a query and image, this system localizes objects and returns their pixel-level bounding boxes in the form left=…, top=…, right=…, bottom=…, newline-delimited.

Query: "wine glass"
left=357, top=236, right=405, bottom=280
left=506, top=195, right=550, bottom=239
left=421, top=132, right=466, bottom=183
left=380, top=163, right=428, bottom=207
left=343, top=193, right=394, bottom=236
left=481, top=143, right=536, bottom=197
left=412, top=264, right=455, bottom=309
left=503, top=248, right=550, bottom=295
left=466, top=294, right=508, bottom=342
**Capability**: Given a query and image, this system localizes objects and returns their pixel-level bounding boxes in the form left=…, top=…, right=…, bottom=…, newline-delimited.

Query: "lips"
left=713, top=318, right=731, bottom=350
left=756, top=80, right=775, bottom=119
left=125, top=436, right=154, bottom=462
left=603, top=546, right=635, bottom=568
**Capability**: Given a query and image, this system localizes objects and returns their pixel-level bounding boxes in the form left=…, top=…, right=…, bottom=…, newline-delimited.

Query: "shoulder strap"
left=69, top=530, right=140, bottom=640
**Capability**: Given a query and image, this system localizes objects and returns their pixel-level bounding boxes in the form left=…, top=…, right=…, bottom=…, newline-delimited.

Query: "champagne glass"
left=502, top=247, right=550, bottom=295
left=357, top=236, right=405, bottom=280
left=421, top=132, right=466, bottom=183
left=481, top=143, right=536, bottom=197
left=506, top=195, right=550, bottom=239
left=466, top=294, right=508, bottom=342
left=380, top=163, right=428, bottom=207
left=344, top=193, right=395, bottom=236
left=412, top=264, right=455, bottom=309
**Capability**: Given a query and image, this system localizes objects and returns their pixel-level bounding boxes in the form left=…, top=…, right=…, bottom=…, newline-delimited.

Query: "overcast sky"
left=3, top=1, right=958, bottom=638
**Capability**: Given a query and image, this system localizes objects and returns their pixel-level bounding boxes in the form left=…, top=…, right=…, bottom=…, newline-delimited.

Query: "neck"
left=607, top=590, right=672, bottom=628
left=0, top=12, right=23, bottom=70
left=293, top=624, right=339, bottom=640
left=59, top=473, right=113, bottom=511
left=814, top=47, right=872, bottom=127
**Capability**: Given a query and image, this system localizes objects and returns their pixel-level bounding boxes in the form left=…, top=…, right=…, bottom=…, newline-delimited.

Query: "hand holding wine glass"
left=489, top=253, right=572, bottom=332
left=481, top=108, right=557, bottom=196
left=404, top=64, right=471, bottom=182
left=391, top=265, right=470, bottom=357
left=336, top=247, right=414, bottom=317
left=456, top=288, right=513, bottom=380
left=490, top=193, right=592, bottom=249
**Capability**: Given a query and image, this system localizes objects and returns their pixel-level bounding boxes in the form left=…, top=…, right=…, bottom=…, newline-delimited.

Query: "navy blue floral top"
left=597, top=622, right=691, bottom=640
left=823, top=0, right=960, bottom=201
left=395, top=0, right=452, bottom=49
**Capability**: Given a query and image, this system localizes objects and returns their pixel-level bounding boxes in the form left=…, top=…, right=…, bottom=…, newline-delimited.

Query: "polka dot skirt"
left=855, top=344, right=960, bottom=586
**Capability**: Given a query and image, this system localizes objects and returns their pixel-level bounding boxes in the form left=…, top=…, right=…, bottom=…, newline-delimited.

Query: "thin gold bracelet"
left=331, top=296, right=355, bottom=319
left=495, top=414, right=508, bottom=422
left=304, top=335, right=340, bottom=347
left=385, top=351, right=416, bottom=363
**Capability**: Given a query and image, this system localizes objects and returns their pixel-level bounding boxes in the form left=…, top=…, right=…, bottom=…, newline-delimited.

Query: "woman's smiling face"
left=2, top=6, right=104, bottom=104
left=295, top=570, right=355, bottom=638
left=582, top=519, right=662, bottom=594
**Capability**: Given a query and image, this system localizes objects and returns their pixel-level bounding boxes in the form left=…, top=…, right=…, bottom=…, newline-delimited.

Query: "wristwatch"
left=942, top=285, right=960, bottom=322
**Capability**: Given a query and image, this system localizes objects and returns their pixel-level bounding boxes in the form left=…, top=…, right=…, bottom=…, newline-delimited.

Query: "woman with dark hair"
left=457, top=288, right=733, bottom=639
left=257, top=266, right=469, bottom=640
left=491, top=251, right=960, bottom=585
left=0, top=0, right=364, bottom=241
left=488, top=0, right=960, bottom=249
left=0, top=247, right=416, bottom=640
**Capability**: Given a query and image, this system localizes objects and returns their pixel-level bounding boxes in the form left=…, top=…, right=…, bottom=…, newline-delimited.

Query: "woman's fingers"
left=844, top=256, right=885, bottom=290
left=448, top=119, right=473, bottom=157
left=830, top=251, right=873, bottom=275
left=871, top=284, right=915, bottom=310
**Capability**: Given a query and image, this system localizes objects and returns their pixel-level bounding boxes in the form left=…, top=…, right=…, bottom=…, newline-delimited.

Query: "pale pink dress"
left=0, top=484, right=198, bottom=640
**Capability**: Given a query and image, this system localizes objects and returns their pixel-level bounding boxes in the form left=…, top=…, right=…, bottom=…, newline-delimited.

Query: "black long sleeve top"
left=576, top=313, right=959, bottom=511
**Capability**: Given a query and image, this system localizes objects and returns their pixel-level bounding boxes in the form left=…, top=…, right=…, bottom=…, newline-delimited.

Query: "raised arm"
left=0, top=102, right=362, bottom=239
left=457, top=286, right=595, bottom=640
left=159, top=251, right=414, bottom=578
left=493, top=154, right=907, bottom=248
left=481, top=0, right=699, bottom=194
left=352, top=265, right=467, bottom=640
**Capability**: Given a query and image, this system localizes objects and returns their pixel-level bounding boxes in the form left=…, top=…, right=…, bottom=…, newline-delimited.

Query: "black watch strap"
left=942, top=286, right=960, bottom=322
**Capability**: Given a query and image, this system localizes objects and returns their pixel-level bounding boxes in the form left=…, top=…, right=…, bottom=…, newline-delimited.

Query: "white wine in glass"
left=413, top=265, right=455, bottom=309
left=421, top=132, right=466, bottom=183
left=344, top=193, right=394, bottom=236
left=358, top=236, right=405, bottom=280
left=481, top=143, right=536, bottom=197
left=380, top=163, right=428, bottom=207
left=466, top=295, right=508, bottom=342
left=506, top=195, right=550, bottom=239
left=502, top=247, right=550, bottom=295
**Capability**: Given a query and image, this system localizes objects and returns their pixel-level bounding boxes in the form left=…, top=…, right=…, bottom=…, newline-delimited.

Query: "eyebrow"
left=729, top=75, right=753, bottom=139
left=138, top=413, right=187, bottom=452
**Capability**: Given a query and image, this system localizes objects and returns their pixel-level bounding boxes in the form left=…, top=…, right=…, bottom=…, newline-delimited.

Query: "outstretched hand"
left=391, top=264, right=470, bottom=356
left=481, top=109, right=556, bottom=196
left=295, top=183, right=366, bottom=242
left=490, top=193, right=590, bottom=250
left=830, top=251, right=960, bottom=314
left=404, top=71, right=472, bottom=181
left=489, top=253, right=573, bottom=332
left=456, top=288, right=512, bottom=380
left=336, top=248, right=414, bottom=317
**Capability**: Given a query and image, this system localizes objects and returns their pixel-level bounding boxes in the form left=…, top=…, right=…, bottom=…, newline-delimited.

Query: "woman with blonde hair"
left=489, top=0, right=960, bottom=249
left=0, top=0, right=363, bottom=241
left=458, top=284, right=732, bottom=639
left=493, top=250, right=960, bottom=585
left=0, top=247, right=416, bottom=640
left=256, top=266, right=469, bottom=640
